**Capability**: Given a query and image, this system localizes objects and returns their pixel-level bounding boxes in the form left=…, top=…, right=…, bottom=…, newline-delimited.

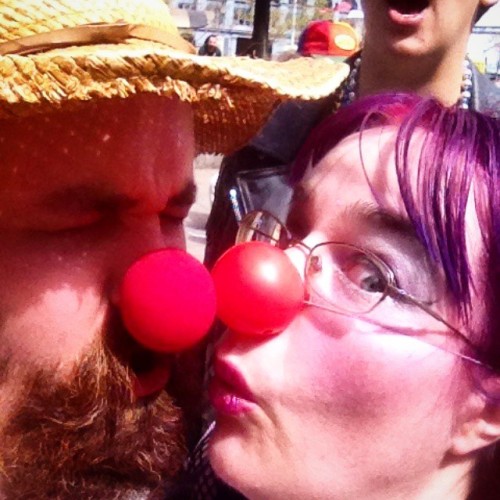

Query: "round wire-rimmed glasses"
left=236, top=210, right=491, bottom=370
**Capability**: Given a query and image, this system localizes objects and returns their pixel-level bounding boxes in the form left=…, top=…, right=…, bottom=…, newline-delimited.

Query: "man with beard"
left=0, top=0, right=347, bottom=497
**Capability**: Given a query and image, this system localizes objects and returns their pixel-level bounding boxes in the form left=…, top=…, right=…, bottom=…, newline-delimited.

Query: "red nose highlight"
left=211, top=241, right=304, bottom=336
left=120, top=249, right=216, bottom=352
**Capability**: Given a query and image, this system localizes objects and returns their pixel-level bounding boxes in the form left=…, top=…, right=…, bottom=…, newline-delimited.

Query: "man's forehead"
left=0, top=95, right=194, bottom=194
left=0, top=94, right=196, bottom=231
left=0, top=95, right=192, bottom=158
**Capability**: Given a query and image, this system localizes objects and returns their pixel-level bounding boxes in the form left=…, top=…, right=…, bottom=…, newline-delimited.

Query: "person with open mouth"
left=360, top=0, right=499, bottom=110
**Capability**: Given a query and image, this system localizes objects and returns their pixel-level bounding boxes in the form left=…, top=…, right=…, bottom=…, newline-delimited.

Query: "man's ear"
left=451, top=390, right=500, bottom=456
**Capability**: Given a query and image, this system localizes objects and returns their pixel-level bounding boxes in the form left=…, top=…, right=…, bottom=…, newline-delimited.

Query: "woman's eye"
left=341, top=256, right=387, bottom=294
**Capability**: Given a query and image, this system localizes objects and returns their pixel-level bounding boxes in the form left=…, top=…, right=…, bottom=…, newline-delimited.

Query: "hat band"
left=0, top=22, right=195, bottom=56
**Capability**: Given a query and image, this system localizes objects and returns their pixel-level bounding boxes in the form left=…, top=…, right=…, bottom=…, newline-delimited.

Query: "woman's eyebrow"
left=355, top=202, right=415, bottom=234
left=290, top=186, right=417, bottom=236
left=342, top=202, right=421, bottom=245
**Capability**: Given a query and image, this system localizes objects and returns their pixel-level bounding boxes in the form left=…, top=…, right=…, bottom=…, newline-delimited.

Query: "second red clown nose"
left=120, top=249, right=217, bottom=352
left=211, top=241, right=305, bottom=336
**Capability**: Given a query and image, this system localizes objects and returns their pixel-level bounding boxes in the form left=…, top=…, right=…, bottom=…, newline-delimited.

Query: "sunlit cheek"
left=1, top=285, right=105, bottom=371
left=286, top=315, right=458, bottom=416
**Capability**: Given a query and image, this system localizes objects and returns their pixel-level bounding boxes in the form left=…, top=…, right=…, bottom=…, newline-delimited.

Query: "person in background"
left=206, top=93, right=500, bottom=499
left=198, top=35, right=222, bottom=57
left=335, top=0, right=359, bottom=14
left=275, top=19, right=359, bottom=62
left=297, top=19, right=360, bottom=60
left=0, top=0, right=346, bottom=497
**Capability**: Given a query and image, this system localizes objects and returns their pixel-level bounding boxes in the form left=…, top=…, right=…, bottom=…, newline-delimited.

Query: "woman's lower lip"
left=388, top=8, right=426, bottom=27
left=209, top=378, right=256, bottom=416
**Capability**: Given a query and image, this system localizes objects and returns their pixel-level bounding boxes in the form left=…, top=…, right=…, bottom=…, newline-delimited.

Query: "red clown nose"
left=120, top=249, right=216, bottom=352
left=211, top=241, right=304, bottom=336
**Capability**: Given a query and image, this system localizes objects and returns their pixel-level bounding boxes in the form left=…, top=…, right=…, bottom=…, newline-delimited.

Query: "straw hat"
left=0, top=0, right=349, bottom=154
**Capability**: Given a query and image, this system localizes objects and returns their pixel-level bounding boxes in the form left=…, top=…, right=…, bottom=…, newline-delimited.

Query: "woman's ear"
left=451, top=390, right=500, bottom=456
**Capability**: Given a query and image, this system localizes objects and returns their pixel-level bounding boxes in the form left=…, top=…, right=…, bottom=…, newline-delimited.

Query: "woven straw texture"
left=0, top=0, right=349, bottom=154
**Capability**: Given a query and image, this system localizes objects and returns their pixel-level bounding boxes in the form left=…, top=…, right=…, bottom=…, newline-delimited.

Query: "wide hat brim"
left=0, top=40, right=349, bottom=154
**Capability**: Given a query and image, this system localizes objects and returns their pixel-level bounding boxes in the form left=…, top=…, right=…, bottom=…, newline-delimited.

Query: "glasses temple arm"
left=388, top=285, right=489, bottom=358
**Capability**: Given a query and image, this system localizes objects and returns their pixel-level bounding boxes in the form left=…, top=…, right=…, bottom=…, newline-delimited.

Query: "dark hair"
left=292, top=92, right=500, bottom=497
left=204, top=35, right=216, bottom=47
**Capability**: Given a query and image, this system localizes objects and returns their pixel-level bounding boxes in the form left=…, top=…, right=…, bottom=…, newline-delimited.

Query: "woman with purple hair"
left=196, top=94, right=500, bottom=499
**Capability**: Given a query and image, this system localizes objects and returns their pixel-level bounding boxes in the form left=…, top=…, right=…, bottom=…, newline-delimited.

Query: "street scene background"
left=170, top=1, right=499, bottom=79
left=186, top=155, right=221, bottom=262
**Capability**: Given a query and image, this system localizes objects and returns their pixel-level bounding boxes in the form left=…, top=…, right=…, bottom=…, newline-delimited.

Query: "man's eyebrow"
left=38, top=180, right=197, bottom=212
left=38, top=186, right=137, bottom=212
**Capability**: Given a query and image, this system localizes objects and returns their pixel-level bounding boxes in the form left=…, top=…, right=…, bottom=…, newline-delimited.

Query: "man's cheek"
left=0, top=287, right=106, bottom=373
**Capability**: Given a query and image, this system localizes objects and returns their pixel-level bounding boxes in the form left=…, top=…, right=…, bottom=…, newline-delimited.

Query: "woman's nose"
left=211, top=241, right=305, bottom=337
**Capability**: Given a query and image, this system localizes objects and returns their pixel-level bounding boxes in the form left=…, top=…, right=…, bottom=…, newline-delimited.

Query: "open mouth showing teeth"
left=387, top=0, right=429, bottom=14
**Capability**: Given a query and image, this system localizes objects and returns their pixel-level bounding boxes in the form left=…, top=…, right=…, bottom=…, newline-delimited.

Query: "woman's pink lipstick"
left=209, top=358, right=256, bottom=416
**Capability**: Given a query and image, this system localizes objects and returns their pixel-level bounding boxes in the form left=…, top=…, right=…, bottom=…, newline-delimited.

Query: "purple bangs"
left=291, top=93, right=500, bottom=366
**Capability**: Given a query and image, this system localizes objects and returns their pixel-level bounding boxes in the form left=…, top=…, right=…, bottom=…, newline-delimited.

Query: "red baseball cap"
left=298, top=20, right=359, bottom=59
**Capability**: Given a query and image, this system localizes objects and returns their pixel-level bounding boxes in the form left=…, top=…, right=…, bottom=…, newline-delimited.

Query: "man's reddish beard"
left=0, top=342, right=186, bottom=499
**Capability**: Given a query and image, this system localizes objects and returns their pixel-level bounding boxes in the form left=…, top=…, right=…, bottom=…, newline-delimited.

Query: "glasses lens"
left=236, top=211, right=289, bottom=248
left=305, top=243, right=390, bottom=314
